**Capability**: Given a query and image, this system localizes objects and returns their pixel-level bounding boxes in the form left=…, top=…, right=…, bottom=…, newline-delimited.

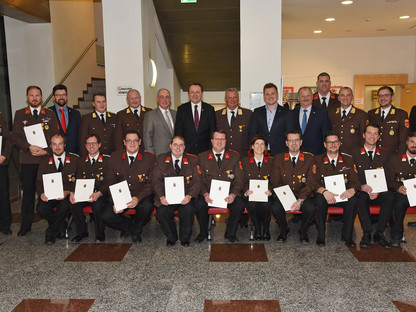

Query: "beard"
left=56, top=99, right=67, bottom=107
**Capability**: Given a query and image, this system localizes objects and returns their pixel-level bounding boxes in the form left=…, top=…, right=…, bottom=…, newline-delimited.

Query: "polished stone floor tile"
left=347, top=244, right=416, bottom=262
left=209, top=243, right=268, bottom=262
left=392, top=301, right=416, bottom=312
left=204, top=300, right=281, bottom=312
left=12, top=212, right=42, bottom=223
left=64, top=243, right=132, bottom=262
left=12, top=299, right=95, bottom=312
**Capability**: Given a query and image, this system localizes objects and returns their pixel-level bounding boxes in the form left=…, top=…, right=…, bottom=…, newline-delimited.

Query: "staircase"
left=76, top=78, right=106, bottom=115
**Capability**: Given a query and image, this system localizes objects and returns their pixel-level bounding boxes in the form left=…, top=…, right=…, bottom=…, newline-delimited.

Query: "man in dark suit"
left=249, top=82, right=289, bottom=156
left=287, top=86, right=331, bottom=156
left=0, top=113, right=13, bottom=235
left=143, top=88, right=177, bottom=156
left=49, top=84, right=81, bottom=155
left=312, top=72, right=340, bottom=110
left=216, top=88, right=252, bottom=157
left=174, top=83, right=216, bottom=155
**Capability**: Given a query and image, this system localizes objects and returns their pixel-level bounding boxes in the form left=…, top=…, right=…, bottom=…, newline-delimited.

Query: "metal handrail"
left=42, top=37, right=98, bottom=107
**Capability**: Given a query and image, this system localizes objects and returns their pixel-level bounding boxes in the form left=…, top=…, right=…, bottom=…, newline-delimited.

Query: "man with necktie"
left=312, top=72, right=340, bottom=110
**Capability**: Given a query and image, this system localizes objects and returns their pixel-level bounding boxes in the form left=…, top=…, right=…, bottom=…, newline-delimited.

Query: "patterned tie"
left=57, top=157, right=63, bottom=172
left=129, top=156, right=135, bottom=167
left=230, top=111, right=236, bottom=127
left=165, top=110, right=174, bottom=135
left=33, top=109, right=38, bottom=120
left=331, top=159, right=336, bottom=170
left=368, top=151, right=373, bottom=162
left=321, top=97, right=327, bottom=109
left=216, top=153, right=222, bottom=167
left=174, top=159, right=180, bottom=174
left=60, top=109, right=66, bottom=133
left=194, top=105, right=199, bottom=132
left=100, top=113, right=105, bottom=125
left=292, top=157, right=296, bottom=168
left=301, top=109, right=308, bottom=134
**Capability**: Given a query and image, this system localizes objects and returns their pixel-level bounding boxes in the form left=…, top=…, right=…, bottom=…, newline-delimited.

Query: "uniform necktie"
left=292, top=157, right=296, bottom=168
left=257, top=161, right=261, bottom=170
left=230, top=111, right=236, bottom=127
left=91, top=158, right=96, bottom=166
left=368, top=151, right=373, bottom=162
left=174, top=159, right=180, bottom=174
left=381, top=110, right=385, bottom=121
left=301, top=109, right=307, bottom=134
left=411, top=158, right=415, bottom=166
left=342, top=110, right=347, bottom=119
left=57, top=157, right=63, bottom=172
left=134, top=109, right=139, bottom=120
left=165, top=110, right=174, bottom=135
left=100, top=113, right=105, bottom=125
left=216, top=153, right=222, bottom=167
left=331, top=159, right=336, bottom=170
left=129, top=156, right=135, bottom=167
left=194, top=105, right=199, bottom=132
left=322, top=97, right=327, bottom=109
left=60, top=109, right=66, bottom=133
left=33, top=109, right=38, bottom=120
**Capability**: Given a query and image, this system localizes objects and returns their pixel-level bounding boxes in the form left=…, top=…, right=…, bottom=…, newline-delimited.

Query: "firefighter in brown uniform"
left=311, top=72, right=340, bottom=110
left=368, top=86, right=409, bottom=153
left=0, top=112, right=13, bottom=234
left=114, top=89, right=151, bottom=151
left=388, top=132, right=416, bottom=247
left=79, top=92, right=116, bottom=157
left=241, top=134, right=273, bottom=240
left=215, top=88, right=252, bottom=157
left=100, top=130, right=155, bottom=243
left=69, top=134, right=109, bottom=243
left=270, top=130, right=317, bottom=243
left=315, top=132, right=361, bottom=247
left=194, top=130, right=245, bottom=242
left=35, top=133, right=78, bottom=244
left=351, top=123, right=394, bottom=248
left=328, top=87, right=367, bottom=153
left=13, top=86, right=58, bottom=236
left=153, top=136, right=200, bottom=247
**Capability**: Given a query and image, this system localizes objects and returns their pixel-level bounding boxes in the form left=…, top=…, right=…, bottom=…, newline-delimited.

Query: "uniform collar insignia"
left=224, top=153, right=230, bottom=159
left=330, top=93, right=335, bottom=99
left=107, top=112, right=111, bottom=117
left=92, top=112, right=97, bottom=118
left=221, top=109, right=226, bottom=115
left=338, top=155, right=344, bottom=163
left=375, top=108, right=379, bottom=114
left=402, top=154, right=407, bottom=162
left=98, top=155, right=103, bottom=162
left=375, top=149, right=380, bottom=156
left=299, top=153, right=304, bottom=161
left=250, top=156, right=254, bottom=163
left=284, top=153, right=289, bottom=161
left=360, top=148, right=366, bottom=155
left=351, top=107, right=356, bottom=114
left=141, top=106, right=146, bottom=112
left=391, top=108, right=395, bottom=114
left=40, top=108, right=46, bottom=114
left=335, top=108, right=340, bottom=114
left=208, top=153, right=213, bottom=159
left=264, top=156, right=268, bottom=163
left=25, top=107, right=30, bottom=114
left=126, top=108, right=131, bottom=114
left=85, top=155, right=89, bottom=162
left=165, top=156, right=172, bottom=163
left=238, top=108, right=242, bottom=115
left=183, top=158, right=188, bottom=164
left=324, top=157, right=329, bottom=164
left=65, top=156, right=71, bottom=163
left=313, top=93, right=319, bottom=99
left=49, top=158, right=53, bottom=164
left=137, top=153, right=142, bottom=160
left=122, top=152, right=127, bottom=159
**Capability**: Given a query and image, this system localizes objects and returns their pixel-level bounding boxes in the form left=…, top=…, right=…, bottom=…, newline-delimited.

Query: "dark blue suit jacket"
left=49, top=105, right=81, bottom=155
left=249, top=105, right=289, bottom=156
left=287, top=106, right=331, bottom=156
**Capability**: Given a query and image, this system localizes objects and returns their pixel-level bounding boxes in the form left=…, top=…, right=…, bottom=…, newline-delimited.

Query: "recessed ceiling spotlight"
left=325, top=18, right=335, bottom=22
left=400, top=16, right=410, bottom=19
left=341, top=1, right=353, bottom=4
left=314, top=30, right=322, bottom=34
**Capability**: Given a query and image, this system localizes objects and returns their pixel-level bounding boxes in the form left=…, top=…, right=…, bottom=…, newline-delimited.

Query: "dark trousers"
left=194, top=195, right=245, bottom=238
left=271, top=197, right=315, bottom=235
left=245, top=198, right=272, bottom=236
left=20, top=164, right=39, bottom=231
left=316, top=193, right=358, bottom=241
left=0, top=165, right=12, bottom=232
left=100, top=195, right=154, bottom=234
left=357, top=191, right=394, bottom=235
left=156, top=199, right=195, bottom=242
left=70, top=195, right=107, bottom=238
left=391, top=193, right=409, bottom=240
left=36, top=197, right=71, bottom=239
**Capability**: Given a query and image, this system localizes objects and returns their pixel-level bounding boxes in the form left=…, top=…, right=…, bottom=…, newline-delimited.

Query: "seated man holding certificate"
left=351, top=123, right=394, bottom=248
left=69, top=134, right=110, bottom=243
left=153, top=136, right=200, bottom=247
left=315, top=132, right=361, bottom=247
left=194, top=130, right=245, bottom=242
left=100, top=130, right=155, bottom=243
left=270, top=131, right=317, bottom=243
left=35, top=133, right=78, bottom=245
left=387, top=132, right=416, bottom=247
left=241, top=134, right=273, bottom=241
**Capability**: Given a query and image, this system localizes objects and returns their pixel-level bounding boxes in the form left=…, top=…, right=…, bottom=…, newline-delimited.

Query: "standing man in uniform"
left=368, top=86, right=409, bottom=153
left=114, top=89, right=152, bottom=151
left=328, top=87, right=367, bottom=153
left=249, top=83, right=289, bottom=156
left=312, top=72, right=340, bottom=110
left=13, top=86, right=58, bottom=236
left=153, top=136, right=200, bottom=246
left=49, top=84, right=81, bottom=155
left=0, top=113, right=13, bottom=235
left=79, top=92, right=116, bottom=157
left=174, top=83, right=216, bottom=155
left=216, top=88, right=252, bottom=157
left=194, top=130, right=245, bottom=242
left=143, top=88, right=176, bottom=156
left=100, top=130, right=155, bottom=243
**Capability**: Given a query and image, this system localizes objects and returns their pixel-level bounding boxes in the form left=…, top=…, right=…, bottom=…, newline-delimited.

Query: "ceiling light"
left=314, top=30, right=322, bottom=34
left=341, top=1, right=353, bottom=4
left=400, top=16, right=410, bottom=19
left=325, top=18, right=335, bottom=22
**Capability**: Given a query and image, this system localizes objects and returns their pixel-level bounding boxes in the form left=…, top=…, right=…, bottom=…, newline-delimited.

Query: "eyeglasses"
left=54, top=94, right=67, bottom=97
left=326, top=140, right=340, bottom=145
left=85, top=142, right=98, bottom=146
left=378, top=94, right=392, bottom=98
left=125, top=139, right=139, bottom=144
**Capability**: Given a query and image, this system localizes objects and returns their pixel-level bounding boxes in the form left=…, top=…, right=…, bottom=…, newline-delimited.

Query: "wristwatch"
left=297, top=199, right=303, bottom=205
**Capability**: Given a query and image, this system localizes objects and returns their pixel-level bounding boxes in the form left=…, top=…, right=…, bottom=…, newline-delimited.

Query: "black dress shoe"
left=263, top=233, right=271, bottom=241
left=390, top=239, right=401, bottom=247
left=17, top=229, right=30, bottom=237
left=228, top=235, right=239, bottom=242
left=277, top=228, right=289, bottom=243
left=344, top=239, right=356, bottom=248
left=132, top=233, right=142, bottom=243
left=316, top=238, right=325, bottom=247
left=166, top=239, right=176, bottom=246
left=299, top=233, right=309, bottom=244
left=45, top=237, right=55, bottom=245
left=408, top=222, right=416, bottom=227
left=181, top=241, right=190, bottom=247
left=71, top=233, right=88, bottom=243
left=254, top=232, right=262, bottom=241
left=2, top=229, right=12, bottom=235
left=377, top=235, right=391, bottom=249
left=360, top=233, right=372, bottom=248
left=194, top=233, right=206, bottom=243
left=95, top=235, right=105, bottom=243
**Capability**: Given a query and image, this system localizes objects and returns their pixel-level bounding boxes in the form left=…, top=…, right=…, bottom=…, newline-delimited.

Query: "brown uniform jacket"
left=241, top=155, right=273, bottom=193
left=215, top=107, right=252, bottom=157
left=388, top=152, right=416, bottom=191
left=152, top=152, right=201, bottom=207
left=314, top=152, right=361, bottom=192
left=368, top=105, right=409, bottom=153
left=107, top=149, right=155, bottom=202
left=36, top=153, right=79, bottom=196
left=312, top=92, right=340, bottom=110
left=351, top=147, right=391, bottom=186
left=198, top=149, right=243, bottom=197
left=328, top=106, right=368, bottom=153
left=114, top=106, right=151, bottom=151
left=13, top=107, right=59, bottom=164
left=270, top=152, right=317, bottom=199
left=0, top=112, right=12, bottom=165
left=79, top=111, right=117, bottom=157
left=73, top=153, right=110, bottom=194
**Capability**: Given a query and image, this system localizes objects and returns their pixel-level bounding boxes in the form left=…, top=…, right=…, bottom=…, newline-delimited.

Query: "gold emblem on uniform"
left=45, top=125, right=49, bottom=130
left=350, top=128, right=355, bottom=134
left=389, top=128, right=394, bottom=135
left=301, top=177, right=306, bottom=183
left=239, top=125, right=243, bottom=132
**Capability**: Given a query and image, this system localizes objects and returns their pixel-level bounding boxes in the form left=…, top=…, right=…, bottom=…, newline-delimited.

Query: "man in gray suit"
left=143, top=88, right=176, bottom=155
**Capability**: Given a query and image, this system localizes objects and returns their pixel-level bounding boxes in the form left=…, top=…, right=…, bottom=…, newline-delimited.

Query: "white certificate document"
left=42, top=172, right=64, bottom=200
left=208, top=179, right=230, bottom=209
left=164, top=176, right=185, bottom=205
left=74, top=179, right=95, bottom=203
left=273, top=185, right=297, bottom=211
left=24, top=123, right=48, bottom=148
left=0, top=136, right=2, bottom=155
left=249, top=179, right=268, bottom=202
left=403, top=178, right=416, bottom=206
left=324, top=174, right=347, bottom=203
left=109, top=180, right=132, bottom=212
left=365, top=168, right=388, bottom=193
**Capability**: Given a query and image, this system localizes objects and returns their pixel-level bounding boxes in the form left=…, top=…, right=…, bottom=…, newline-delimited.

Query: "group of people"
left=0, top=72, right=415, bottom=248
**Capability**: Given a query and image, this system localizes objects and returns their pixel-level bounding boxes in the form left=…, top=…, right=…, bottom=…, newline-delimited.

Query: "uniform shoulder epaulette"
left=144, top=150, right=154, bottom=155
left=229, top=149, right=239, bottom=155
left=187, top=153, right=197, bottom=158
left=68, top=152, right=80, bottom=157
left=267, top=155, right=274, bottom=159
left=340, top=152, right=353, bottom=158
left=102, top=154, right=111, bottom=158
left=303, top=151, right=315, bottom=156
left=379, top=147, right=389, bottom=152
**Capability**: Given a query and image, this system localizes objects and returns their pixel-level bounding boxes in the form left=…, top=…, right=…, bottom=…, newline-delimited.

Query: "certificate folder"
left=208, top=179, right=230, bottom=209
left=249, top=179, right=268, bottom=202
left=109, top=180, right=132, bottom=212
left=74, top=179, right=95, bottom=203
left=24, top=123, right=48, bottom=148
left=273, top=185, right=297, bottom=211
left=42, top=172, right=64, bottom=200
left=403, top=178, right=416, bottom=207
left=164, top=176, right=185, bottom=205
left=324, top=174, right=347, bottom=203
left=364, top=168, right=388, bottom=193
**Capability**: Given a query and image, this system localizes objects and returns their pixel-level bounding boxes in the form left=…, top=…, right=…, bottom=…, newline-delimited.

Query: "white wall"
left=180, top=90, right=226, bottom=104
left=4, top=16, right=55, bottom=117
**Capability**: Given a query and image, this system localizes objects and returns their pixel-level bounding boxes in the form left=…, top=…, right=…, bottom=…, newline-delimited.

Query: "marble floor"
left=1, top=201, right=416, bottom=312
